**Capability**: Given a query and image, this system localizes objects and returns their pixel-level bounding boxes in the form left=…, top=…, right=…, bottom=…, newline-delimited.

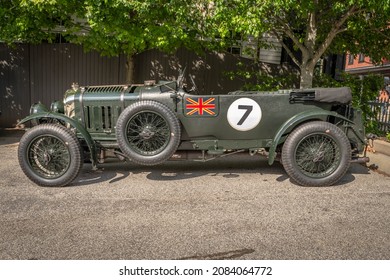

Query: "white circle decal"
left=227, top=98, right=262, bottom=131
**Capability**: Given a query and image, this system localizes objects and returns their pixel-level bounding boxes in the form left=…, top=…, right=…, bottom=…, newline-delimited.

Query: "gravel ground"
left=1, top=137, right=389, bottom=260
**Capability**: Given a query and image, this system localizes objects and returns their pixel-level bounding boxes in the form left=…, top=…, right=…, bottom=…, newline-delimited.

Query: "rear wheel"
left=18, top=124, right=83, bottom=187
left=281, top=121, right=351, bottom=186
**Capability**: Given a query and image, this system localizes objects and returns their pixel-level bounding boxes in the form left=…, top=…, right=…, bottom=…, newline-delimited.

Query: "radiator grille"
left=85, top=105, right=114, bottom=131
left=85, top=85, right=128, bottom=93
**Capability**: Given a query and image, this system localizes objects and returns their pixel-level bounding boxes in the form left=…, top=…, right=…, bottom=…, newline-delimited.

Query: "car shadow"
left=71, top=156, right=284, bottom=187
left=70, top=156, right=371, bottom=188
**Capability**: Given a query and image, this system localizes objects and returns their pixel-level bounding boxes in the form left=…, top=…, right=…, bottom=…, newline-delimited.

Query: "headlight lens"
left=30, top=102, right=49, bottom=115
left=50, top=100, right=65, bottom=113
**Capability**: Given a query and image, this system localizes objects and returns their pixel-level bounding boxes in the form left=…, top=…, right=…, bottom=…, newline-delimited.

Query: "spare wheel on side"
left=116, top=100, right=181, bottom=165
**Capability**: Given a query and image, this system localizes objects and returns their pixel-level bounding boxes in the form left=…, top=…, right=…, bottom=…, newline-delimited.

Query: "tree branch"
left=313, top=5, right=359, bottom=62
left=370, top=28, right=390, bottom=40
left=335, top=28, right=348, bottom=35
left=273, top=15, right=308, bottom=57
left=270, top=29, right=300, bottom=67
left=305, top=1, right=318, bottom=53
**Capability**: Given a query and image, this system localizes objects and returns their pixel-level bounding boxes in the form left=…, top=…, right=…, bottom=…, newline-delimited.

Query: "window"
left=348, top=54, right=354, bottom=65
left=42, top=33, right=69, bottom=44
left=228, top=46, right=241, bottom=55
left=358, top=53, right=365, bottom=63
left=226, top=33, right=282, bottom=64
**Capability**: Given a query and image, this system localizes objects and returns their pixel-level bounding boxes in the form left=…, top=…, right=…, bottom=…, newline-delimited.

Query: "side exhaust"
left=350, top=157, right=370, bottom=164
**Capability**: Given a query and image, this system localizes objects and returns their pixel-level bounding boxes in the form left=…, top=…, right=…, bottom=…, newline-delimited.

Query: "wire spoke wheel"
left=18, top=124, right=83, bottom=187
left=116, top=100, right=181, bottom=166
left=27, top=135, right=71, bottom=179
left=282, top=121, right=351, bottom=187
left=295, top=133, right=341, bottom=178
left=126, top=111, right=170, bottom=156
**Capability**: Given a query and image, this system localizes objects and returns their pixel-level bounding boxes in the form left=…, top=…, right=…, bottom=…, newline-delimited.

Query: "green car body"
left=17, top=76, right=368, bottom=187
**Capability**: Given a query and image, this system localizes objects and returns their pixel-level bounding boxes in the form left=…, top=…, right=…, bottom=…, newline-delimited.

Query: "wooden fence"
left=369, top=99, right=390, bottom=133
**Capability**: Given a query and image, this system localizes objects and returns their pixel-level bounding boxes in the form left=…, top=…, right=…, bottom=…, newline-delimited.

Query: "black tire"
left=116, top=100, right=181, bottom=165
left=281, top=121, right=351, bottom=187
left=18, top=124, right=83, bottom=187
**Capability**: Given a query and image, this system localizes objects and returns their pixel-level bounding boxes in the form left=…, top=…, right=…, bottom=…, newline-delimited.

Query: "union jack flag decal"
left=185, top=97, right=218, bottom=117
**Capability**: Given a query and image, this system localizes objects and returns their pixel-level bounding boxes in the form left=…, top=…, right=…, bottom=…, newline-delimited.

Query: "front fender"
left=268, top=110, right=353, bottom=165
left=18, top=113, right=97, bottom=168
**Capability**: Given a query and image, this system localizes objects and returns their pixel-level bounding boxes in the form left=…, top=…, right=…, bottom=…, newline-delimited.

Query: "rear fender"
left=18, top=113, right=97, bottom=168
left=268, top=110, right=354, bottom=165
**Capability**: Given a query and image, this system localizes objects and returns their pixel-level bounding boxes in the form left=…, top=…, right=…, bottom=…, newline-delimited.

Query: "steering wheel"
left=177, top=67, right=186, bottom=89
left=188, top=75, right=199, bottom=94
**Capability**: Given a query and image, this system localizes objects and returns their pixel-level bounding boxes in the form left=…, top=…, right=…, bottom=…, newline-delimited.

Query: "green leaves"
left=207, top=0, right=390, bottom=87
left=1, top=0, right=389, bottom=88
left=0, top=0, right=199, bottom=56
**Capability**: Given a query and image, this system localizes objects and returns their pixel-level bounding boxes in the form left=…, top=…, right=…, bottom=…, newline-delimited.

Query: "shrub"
left=314, top=72, right=383, bottom=135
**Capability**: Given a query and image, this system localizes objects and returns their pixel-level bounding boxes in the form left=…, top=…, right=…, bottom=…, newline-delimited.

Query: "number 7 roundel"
left=227, top=98, right=262, bottom=131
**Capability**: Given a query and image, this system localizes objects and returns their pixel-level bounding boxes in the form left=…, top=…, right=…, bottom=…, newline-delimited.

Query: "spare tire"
left=116, top=100, right=181, bottom=165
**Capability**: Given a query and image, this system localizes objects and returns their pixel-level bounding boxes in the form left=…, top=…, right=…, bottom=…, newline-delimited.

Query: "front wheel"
left=281, top=121, right=351, bottom=187
left=18, top=124, right=83, bottom=187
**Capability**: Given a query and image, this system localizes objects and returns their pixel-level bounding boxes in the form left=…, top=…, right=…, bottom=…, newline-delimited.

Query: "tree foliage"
left=0, top=0, right=190, bottom=49
left=0, top=0, right=207, bottom=82
left=0, top=0, right=76, bottom=43
left=1, top=0, right=390, bottom=87
left=204, top=0, right=390, bottom=88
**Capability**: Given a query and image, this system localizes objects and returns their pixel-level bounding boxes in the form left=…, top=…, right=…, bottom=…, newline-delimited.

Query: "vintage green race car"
left=17, top=72, right=369, bottom=187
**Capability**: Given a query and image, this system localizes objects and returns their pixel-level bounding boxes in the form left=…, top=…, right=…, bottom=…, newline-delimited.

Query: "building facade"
left=345, top=54, right=390, bottom=86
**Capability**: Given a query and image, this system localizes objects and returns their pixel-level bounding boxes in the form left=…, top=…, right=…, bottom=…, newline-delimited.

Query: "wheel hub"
left=295, top=133, right=340, bottom=177
left=312, top=151, right=325, bottom=162
left=27, top=134, right=72, bottom=179
left=43, top=151, right=52, bottom=165
left=139, top=126, right=155, bottom=139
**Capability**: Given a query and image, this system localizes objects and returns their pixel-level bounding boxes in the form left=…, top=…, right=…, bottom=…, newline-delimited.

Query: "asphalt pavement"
left=0, top=135, right=389, bottom=260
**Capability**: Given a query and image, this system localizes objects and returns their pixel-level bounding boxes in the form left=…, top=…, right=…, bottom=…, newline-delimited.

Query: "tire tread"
left=116, top=100, right=181, bottom=165
left=281, top=121, right=351, bottom=187
left=18, top=124, right=83, bottom=187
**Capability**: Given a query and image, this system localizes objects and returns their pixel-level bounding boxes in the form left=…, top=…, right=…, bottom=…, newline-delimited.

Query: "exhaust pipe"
left=350, top=157, right=370, bottom=164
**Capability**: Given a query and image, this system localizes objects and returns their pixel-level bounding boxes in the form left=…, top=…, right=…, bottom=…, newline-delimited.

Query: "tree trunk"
left=299, top=60, right=316, bottom=89
left=125, top=54, right=135, bottom=84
